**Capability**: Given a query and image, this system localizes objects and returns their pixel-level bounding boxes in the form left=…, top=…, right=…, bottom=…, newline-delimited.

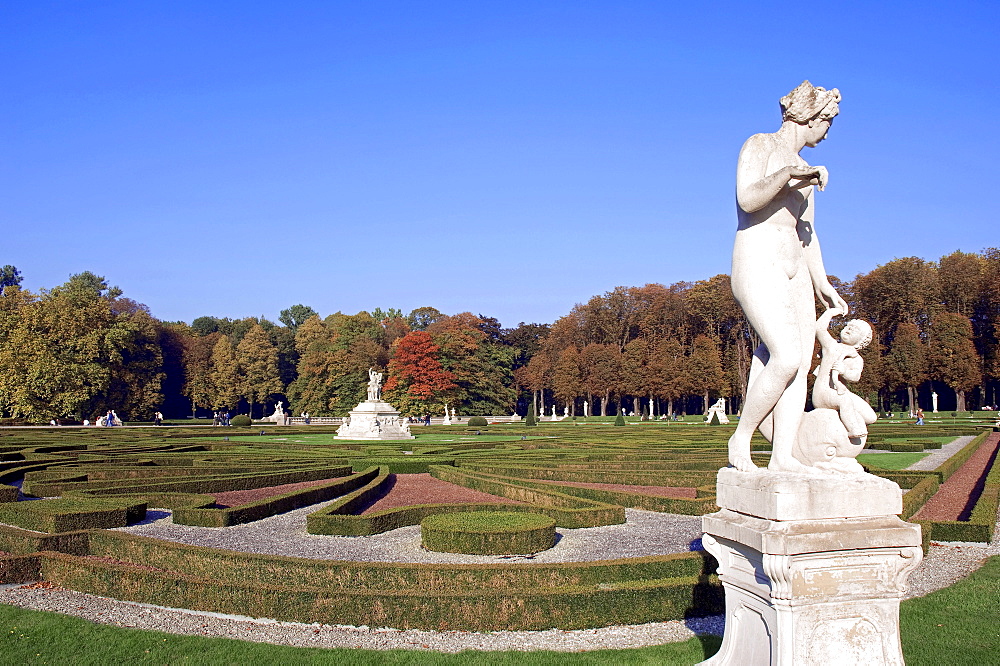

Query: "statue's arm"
left=736, top=136, right=829, bottom=214
left=815, top=307, right=840, bottom=348
left=800, top=191, right=849, bottom=312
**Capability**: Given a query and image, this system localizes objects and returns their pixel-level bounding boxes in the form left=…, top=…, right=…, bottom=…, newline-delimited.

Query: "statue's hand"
left=787, top=164, right=828, bottom=190
left=819, top=284, right=849, bottom=314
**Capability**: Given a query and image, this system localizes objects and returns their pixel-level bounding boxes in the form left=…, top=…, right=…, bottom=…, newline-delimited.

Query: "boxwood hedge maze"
left=0, top=418, right=995, bottom=632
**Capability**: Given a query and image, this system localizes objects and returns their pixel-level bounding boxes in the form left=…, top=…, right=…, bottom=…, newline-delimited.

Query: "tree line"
left=0, top=248, right=996, bottom=422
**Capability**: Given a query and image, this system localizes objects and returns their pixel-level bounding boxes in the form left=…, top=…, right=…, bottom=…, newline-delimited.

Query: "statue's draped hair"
left=781, top=80, right=841, bottom=124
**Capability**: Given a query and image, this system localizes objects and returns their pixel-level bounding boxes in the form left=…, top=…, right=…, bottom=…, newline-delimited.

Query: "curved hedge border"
left=0, top=529, right=723, bottom=631
left=173, top=467, right=383, bottom=527
left=421, top=511, right=556, bottom=555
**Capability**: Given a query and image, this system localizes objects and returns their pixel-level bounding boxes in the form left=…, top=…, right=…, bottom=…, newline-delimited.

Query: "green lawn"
left=2, top=556, right=999, bottom=664
left=857, top=451, right=931, bottom=470
left=0, top=603, right=718, bottom=664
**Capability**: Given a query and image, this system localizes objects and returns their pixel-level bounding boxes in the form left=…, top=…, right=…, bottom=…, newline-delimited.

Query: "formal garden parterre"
left=0, top=416, right=997, bottom=636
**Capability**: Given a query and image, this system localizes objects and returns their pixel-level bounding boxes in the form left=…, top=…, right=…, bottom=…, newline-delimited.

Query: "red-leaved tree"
left=383, top=330, right=456, bottom=415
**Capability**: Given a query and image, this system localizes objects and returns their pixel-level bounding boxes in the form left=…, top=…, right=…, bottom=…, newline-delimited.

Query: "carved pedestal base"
left=335, top=400, right=415, bottom=440
left=700, top=469, right=922, bottom=665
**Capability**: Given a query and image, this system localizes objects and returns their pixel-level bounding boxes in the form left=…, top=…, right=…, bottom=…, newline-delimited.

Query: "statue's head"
left=840, top=319, right=873, bottom=350
left=780, top=80, right=841, bottom=126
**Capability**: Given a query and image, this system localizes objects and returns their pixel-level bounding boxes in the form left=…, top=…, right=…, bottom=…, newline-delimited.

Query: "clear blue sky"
left=3, top=1, right=997, bottom=328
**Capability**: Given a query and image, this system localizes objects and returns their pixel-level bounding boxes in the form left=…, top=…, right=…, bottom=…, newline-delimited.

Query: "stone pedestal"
left=335, top=400, right=414, bottom=440
left=700, top=468, right=922, bottom=665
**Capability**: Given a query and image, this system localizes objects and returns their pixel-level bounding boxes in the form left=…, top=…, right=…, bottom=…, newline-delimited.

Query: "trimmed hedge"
left=0, top=485, right=18, bottom=502
left=173, top=467, right=383, bottom=527
left=0, top=524, right=89, bottom=556
left=87, top=530, right=711, bottom=591
left=24, top=464, right=353, bottom=497
left=346, top=457, right=455, bottom=474
left=901, top=475, right=939, bottom=520
left=0, top=553, right=41, bottom=583
left=0, top=498, right=146, bottom=533
left=430, top=466, right=625, bottom=528
left=35, top=545, right=722, bottom=630
left=306, top=467, right=393, bottom=535
left=421, top=511, right=556, bottom=555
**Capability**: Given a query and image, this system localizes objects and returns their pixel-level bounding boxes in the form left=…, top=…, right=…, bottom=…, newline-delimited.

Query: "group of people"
left=212, top=411, right=232, bottom=426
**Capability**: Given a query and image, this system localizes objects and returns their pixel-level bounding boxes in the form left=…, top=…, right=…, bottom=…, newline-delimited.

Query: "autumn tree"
left=236, top=324, right=283, bottom=418
left=179, top=328, right=220, bottom=416
left=853, top=257, right=940, bottom=343
left=208, top=335, right=240, bottom=411
left=937, top=251, right=985, bottom=318
left=551, top=346, right=582, bottom=415
left=383, top=330, right=456, bottom=415
left=579, top=343, right=622, bottom=416
left=426, top=313, right=515, bottom=415
left=685, top=335, right=726, bottom=414
left=885, top=323, right=927, bottom=414
left=928, top=313, right=981, bottom=412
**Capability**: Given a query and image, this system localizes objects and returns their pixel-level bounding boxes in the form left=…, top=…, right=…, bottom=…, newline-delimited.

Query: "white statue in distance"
left=367, top=367, right=383, bottom=402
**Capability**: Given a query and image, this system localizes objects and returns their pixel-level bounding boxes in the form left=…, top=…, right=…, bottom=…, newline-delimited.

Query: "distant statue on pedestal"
left=367, top=367, right=383, bottom=402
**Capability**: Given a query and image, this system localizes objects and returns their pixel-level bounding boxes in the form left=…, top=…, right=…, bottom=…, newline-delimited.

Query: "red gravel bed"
left=914, top=433, right=1000, bottom=522
left=360, top=474, right=525, bottom=515
left=535, top=480, right=698, bottom=499
left=212, top=478, right=346, bottom=509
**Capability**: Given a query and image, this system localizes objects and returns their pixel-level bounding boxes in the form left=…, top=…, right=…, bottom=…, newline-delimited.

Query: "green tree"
left=236, top=324, right=283, bottom=418
left=279, top=304, right=318, bottom=332
left=0, top=265, right=22, bottom=296
left=286, top=316, right=338, bottom=415
left=0, top=273, right=162, bottom=420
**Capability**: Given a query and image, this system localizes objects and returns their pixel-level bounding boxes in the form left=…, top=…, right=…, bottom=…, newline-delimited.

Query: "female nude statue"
left=728, top=81, right=849, bottom=472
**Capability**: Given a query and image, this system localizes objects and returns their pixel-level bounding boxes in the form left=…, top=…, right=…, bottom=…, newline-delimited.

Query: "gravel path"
left=115, top=505, right=704, bottom=564
left=905, top=435, right=976, bottom=471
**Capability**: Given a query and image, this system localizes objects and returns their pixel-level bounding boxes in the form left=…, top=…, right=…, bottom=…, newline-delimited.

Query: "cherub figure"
left=812, top=307, right=877, bottom=439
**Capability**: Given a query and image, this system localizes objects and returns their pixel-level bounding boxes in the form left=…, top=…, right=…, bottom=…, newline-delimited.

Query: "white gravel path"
left=114, top=506, right=703, bottom=564
left=904, top=435, right=976, bottom=471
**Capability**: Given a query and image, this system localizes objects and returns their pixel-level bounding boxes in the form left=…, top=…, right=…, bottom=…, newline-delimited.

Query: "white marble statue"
left=583, top=400, right=589, bottom=417
left=811, top=308, right=877, bottom=439
left=727, top=80, right=848, bottom=473
left=442, top=404, right=452, bottom=426
left=932, top=391, right=939, bottom=413
left=367, top=367, right=383, bottom=402
left=335, top=369, right=413, bottom=440
left=705, top=398, right=730, bottom=425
